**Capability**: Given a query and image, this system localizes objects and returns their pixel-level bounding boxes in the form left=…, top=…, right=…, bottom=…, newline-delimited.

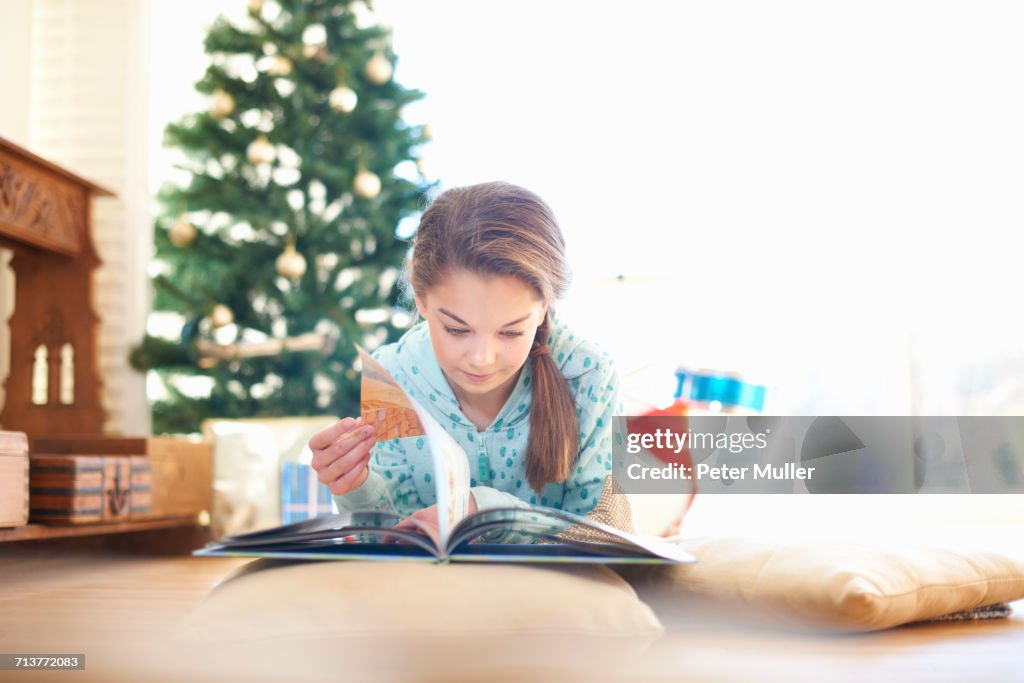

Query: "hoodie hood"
left=370, top=313, right=589, bottom=433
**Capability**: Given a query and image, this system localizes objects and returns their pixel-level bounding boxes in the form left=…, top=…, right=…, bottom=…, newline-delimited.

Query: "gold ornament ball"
left=210, top=89, right=235, bottom=119
left=421, top=124, right=433, bottom=141
left=247, top=135, right=276, bottom=165
left=169, top=216, right=197, bottom=247
left=267, top=55, right=293, bottom=77
left=364, top=52, right=393, bottom=84
left=329, top=86, right=358, bottom=113
left=353, top=169, right=381, bottom=199
left=211, top=304, right=234, bottom=328
left=248, top=0, right=263, bottom=16
left=303, top=44, right=328, bottom=62
left=275, top=243, right=308, bottom=280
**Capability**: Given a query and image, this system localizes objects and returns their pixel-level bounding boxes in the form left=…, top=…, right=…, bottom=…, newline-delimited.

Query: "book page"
left=197, top=509, right=443, bottom=558
left=358, top=346, right=471, bottom=550
left=448, top=506, right=696, bottom=563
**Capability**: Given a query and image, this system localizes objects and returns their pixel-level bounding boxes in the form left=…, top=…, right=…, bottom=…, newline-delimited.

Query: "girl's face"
left=415, top=269, right=547, bottom=408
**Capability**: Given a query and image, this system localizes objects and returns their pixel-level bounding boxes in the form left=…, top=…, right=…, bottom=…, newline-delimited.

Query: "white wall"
left=0, top=0, right=32, bottom=146
left=0, top=0, right=34, bottom=416
left=148, top=0, right=248, bottom=195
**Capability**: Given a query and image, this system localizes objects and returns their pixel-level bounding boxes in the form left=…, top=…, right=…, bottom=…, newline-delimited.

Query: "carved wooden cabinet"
left=0, top=138, right=212, bottom=550
left=0, top=135, right=111, bottom=435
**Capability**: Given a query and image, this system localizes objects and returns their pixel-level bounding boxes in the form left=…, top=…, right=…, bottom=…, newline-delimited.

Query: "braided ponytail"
left=525, top=313, right=579, bottom=492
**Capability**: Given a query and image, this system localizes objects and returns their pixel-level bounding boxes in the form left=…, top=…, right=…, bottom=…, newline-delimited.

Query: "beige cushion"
left=172, top=559, right=664, bottom=680
left=179, top=559, right=663, bottom=643
left=621, top=537, right=1024, bottom=632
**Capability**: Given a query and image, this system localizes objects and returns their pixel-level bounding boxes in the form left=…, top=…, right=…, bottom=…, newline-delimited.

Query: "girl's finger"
left=311, top=424, right=374, bottom=470
left=308, top=416, right=359, bottom=450
left=333, top=445, right=373, bottom=485
left=323, top=443, right=374, bottom=492
left=326, top=424, right=376, bottom=457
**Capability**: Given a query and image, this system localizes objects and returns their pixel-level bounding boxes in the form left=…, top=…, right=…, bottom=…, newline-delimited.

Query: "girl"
left=309, top=181, right=624, bottom=543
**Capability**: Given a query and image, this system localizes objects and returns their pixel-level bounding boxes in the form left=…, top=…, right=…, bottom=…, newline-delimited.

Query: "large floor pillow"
left=616, top=537, right=1024, bottom=632
left=172, top=559, right=665, bottom=680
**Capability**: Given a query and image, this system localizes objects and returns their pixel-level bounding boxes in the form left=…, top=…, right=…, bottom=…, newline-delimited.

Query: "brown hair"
left=408, top=181, right=578, bottom=493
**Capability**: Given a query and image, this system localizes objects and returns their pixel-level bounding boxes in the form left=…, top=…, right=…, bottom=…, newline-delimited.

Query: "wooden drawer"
left=0, top=431, right=29, bottom=528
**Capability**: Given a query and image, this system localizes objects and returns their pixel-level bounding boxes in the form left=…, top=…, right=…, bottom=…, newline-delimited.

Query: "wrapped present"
left=29, top=454, right=152, bottom=524
left=0, top=431, right=29, bottom=528
left=281, top=461, right=335, bottom=523
left=202, top=416, right=336, bottom=535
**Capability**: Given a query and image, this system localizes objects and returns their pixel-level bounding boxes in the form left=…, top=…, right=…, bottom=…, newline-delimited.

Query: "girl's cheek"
left=444, top=338, right=469, bottom=359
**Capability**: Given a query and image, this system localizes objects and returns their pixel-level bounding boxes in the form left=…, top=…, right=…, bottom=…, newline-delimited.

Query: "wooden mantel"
left=0, top=135, right=114, bottom=435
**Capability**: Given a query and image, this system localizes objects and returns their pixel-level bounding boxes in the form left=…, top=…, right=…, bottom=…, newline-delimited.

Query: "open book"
left=195, top=348, right=695, bottom=565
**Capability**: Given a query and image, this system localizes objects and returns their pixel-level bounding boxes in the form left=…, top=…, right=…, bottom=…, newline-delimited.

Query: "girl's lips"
left=463, top=371, right=494, bottom=383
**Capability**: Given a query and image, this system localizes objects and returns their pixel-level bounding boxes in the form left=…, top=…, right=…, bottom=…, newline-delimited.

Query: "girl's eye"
left=443, top=326, right=524, bottom=338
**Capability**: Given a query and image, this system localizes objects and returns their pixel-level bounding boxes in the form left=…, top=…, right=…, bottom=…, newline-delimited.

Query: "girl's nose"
left=471, top=338, right=497, bottom=367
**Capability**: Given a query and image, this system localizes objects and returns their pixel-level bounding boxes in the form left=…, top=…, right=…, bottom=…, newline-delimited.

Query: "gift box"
left=29, top=454, right=152, bottom=524
left=0, top=431, right=29, bottom=528
left=281, top=461, right=335, bottom=523
left=202, top=416, right=336, bottom=535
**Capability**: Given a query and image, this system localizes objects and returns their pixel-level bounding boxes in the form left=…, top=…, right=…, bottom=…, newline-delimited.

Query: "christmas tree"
left=131, top=0, right=433, bottom=434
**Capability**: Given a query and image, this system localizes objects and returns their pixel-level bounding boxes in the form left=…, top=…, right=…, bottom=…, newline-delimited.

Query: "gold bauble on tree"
left=353, top=169, right=381, bottom=199
left=169, top=215, right=197, bottom=247
left=364, top=51, right=393, bottom=84
left=210, top=89, right=235, bottom=119
left=211, top=304, right=234, bottom=329
left=303, top=44, right=328, bottom=62
left=329, top=85, right=358, bottom=113
left=275, top=242, right=307, bottom=280
left=247, top=135, right=276, bottom=165
left=267, top=55, right=293, bottom=77
left=248, top=0, right=263, bottom=16
left=302, top=24, right=327, bottom=60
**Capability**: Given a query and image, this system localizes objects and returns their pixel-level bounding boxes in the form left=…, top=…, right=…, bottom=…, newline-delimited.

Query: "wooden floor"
left=633, top=589, right=1024, bottom=683
left=1, top=533, right=1022, bottom=683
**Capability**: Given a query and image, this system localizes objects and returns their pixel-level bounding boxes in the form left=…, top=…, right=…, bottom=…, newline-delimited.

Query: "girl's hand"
left=309, top=416, right=377, bottom=495
left=391, top=495, right=478, bottom=541
left=393, top=505, right=441, bottom=541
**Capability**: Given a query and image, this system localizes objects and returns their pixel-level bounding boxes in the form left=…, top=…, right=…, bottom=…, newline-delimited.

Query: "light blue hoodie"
left=332, top=315, right=621, bottom=543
